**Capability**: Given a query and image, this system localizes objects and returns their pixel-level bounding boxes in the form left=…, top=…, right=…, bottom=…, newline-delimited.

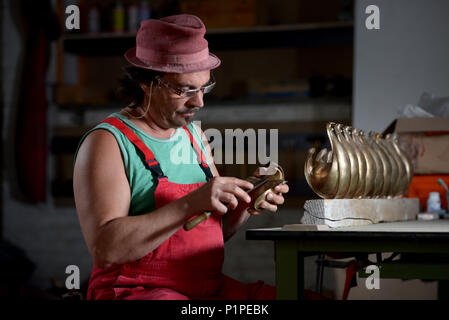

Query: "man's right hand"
left=185, top=177, right=254, bottom=216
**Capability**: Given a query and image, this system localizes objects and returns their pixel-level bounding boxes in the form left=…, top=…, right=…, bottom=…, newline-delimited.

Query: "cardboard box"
left=384, top=117, right=449, bottom=174
left=384, top=117, right=449, bottom=133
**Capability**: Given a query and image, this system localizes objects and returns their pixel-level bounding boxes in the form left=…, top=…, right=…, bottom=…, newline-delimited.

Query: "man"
left=73, top=14, right=288, bottom=300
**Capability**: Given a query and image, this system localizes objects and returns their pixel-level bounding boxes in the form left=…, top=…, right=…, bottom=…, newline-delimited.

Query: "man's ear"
left=140, top=79, right=156, bottom=92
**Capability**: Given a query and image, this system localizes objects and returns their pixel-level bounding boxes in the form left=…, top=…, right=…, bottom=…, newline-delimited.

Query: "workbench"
left=246, top=220, right=449, bottom=300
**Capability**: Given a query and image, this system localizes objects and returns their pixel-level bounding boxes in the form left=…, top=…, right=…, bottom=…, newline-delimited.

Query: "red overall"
left=86, top=117, right=275, bottom=300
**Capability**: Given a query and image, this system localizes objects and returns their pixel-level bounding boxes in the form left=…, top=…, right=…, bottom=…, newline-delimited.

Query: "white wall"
left=353, top=0, right=449, bottom=132
left=347, top=0, right=447, bottom=299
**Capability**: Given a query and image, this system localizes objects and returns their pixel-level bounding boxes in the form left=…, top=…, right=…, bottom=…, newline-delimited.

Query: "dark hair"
left=116, top=66, right=163, bottom=108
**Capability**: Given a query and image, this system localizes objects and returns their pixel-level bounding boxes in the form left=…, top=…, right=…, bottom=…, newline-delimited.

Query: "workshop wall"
left=1, top=0, right=92, bottom=296
left=353, top=0, right=449, bottom=132
left=339, top=0, right=445, bottom=299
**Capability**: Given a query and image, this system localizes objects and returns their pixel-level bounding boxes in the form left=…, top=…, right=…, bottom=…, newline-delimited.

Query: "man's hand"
left=186, top=177, right=254, bottom=216
left=247, top=166, right=289, bottom=215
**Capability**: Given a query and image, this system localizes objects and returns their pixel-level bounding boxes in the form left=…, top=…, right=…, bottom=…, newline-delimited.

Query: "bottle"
left=140, top=0, right=151, bottom=24
left=128, top=2, right=139, bottom=32
left=427, top=192, right=441, bottom=212
left=113, top=1, right=125, bottom=33
left=87, top=5, right=100, bottom=33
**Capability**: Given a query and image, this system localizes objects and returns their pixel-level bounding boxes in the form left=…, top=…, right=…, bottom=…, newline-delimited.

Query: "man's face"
left=150, top=70, right=211, bottom=128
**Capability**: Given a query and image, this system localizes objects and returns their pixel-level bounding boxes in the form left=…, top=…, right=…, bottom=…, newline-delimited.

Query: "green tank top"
left=74, top=112, right=211, bottom=216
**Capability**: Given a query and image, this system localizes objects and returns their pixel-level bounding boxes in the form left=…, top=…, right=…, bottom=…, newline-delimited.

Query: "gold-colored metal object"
left=346, top=127, right=366, bottom=198
left=370, top=132, right=391, bottom=197
left=361, top=131, right=383, bottom=197
left=305, top=122, right=414, bottom=199
left=383, top=134, right=405, bottom=197
left=389, top=133, right=414, bottom=195
left=250, top=164, right=285, bottom=210
left=252, top=179, right=287, bottom=210
left=331, top=123, right=350, bottom=198
left=352, top=129, right=372, bottom=198
left=304, top=123, right=340, bottom=199
left=338, top=124, right=359, bottom=198
left=184, top=163, right=286, bottom=231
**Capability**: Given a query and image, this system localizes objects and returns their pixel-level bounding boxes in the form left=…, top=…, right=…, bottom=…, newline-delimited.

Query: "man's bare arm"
left=74, top=129, right=252, bottom=267
left=74, top=130, right=203, bottom=268
left=195, top=124, right=253, bottom=241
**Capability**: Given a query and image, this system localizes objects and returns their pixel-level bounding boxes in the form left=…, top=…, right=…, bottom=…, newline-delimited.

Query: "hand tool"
left=183, top=178, right=286, bottom=231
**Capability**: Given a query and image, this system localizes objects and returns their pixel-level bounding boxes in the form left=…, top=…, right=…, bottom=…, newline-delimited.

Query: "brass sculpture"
left=305, top=123, right=414, bottom=199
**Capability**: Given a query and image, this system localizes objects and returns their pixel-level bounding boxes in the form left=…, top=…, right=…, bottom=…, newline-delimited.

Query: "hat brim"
left=124, top=47, right=221, bottom=73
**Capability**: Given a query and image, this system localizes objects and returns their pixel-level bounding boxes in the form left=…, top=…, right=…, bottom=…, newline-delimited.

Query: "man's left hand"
left=247, top=166, right=289, bottom=215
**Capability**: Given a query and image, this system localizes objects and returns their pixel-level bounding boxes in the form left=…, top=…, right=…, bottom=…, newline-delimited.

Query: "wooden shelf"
left=62, top=21, right=353, bottom=55
left=63, top=21, right=353, bottom=39
left=207, top=20, right=353, bottom=34
left=53, top=126, right=92, bottom=138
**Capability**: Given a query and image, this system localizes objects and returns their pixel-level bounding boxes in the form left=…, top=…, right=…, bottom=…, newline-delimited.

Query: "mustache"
left=178, top=108, right=200, bottom=114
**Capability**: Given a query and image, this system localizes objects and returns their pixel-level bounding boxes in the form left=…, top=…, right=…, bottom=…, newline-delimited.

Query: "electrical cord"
left=303, top=210, right=375, bottom=224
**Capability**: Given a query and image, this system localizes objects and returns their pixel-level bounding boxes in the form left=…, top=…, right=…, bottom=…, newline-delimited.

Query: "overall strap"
left=182, top=126, right=214, bottom=181
left=100, top=117, right=165, bottom=179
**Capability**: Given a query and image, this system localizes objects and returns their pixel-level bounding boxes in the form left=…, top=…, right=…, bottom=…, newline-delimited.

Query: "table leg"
left=438, top=280, right=449, bottom=300
left=275, top=241, right=304, bottom=300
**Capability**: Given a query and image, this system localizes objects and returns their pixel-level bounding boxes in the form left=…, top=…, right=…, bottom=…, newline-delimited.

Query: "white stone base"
left=302, top=198, right=420, bottom=228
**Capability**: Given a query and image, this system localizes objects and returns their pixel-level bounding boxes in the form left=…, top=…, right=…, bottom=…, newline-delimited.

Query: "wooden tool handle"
left=183, top=212, right=212, bottom=231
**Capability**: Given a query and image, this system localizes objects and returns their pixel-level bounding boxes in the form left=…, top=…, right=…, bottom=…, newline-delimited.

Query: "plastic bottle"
left=113, top=1, right=125, bottom=33
left=427, top=192, right=441, bottom=212
left=88, top=5, right=100, bottom=33
left=140, top=0, right=151, bottom=23
left=128, top=2, right=139, bottom=32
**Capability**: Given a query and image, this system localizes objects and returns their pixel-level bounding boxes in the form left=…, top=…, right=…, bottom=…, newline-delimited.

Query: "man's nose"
left=188, top=90, right=204, bottom=108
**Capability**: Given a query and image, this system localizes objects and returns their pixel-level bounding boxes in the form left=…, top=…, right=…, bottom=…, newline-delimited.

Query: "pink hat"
left=124, top=14, right=221, bottom=73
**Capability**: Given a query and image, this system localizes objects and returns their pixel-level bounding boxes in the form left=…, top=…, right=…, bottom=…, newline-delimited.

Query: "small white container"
left=427, top=192, right=441, bottom=212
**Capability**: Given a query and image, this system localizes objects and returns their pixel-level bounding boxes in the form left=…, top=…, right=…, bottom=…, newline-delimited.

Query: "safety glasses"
left=155, top=75, right=216, bottom=98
